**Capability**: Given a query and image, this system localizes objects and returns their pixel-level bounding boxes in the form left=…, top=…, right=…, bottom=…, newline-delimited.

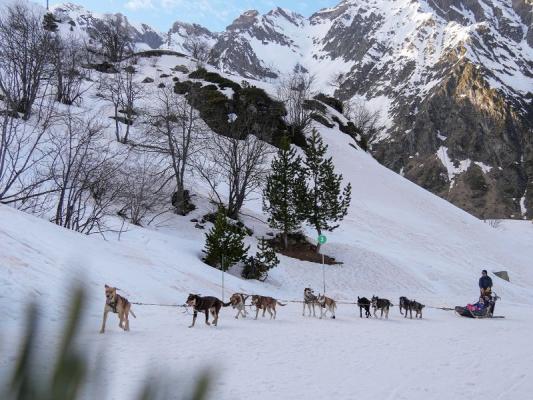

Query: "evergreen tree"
left=203, top=208, right=249, bottom=271
left=301, top=129, right=352, bottom=253
left=242, top=237, right=279, bottom=281
left=263, top=136, right=307, bottom=249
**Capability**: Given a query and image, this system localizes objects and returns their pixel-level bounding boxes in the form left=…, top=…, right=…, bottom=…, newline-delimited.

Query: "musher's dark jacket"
left=479, top=275, right=493, bottom=290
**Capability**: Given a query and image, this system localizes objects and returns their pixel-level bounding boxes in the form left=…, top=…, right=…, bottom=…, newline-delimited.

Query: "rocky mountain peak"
left=227, top=10, right=260, bottom=31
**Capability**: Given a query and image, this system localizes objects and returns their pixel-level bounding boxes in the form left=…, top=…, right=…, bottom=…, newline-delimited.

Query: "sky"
left=50, top=0, right=340, bottom=32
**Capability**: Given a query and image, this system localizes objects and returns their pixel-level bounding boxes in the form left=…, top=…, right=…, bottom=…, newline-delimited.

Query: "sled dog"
left=251, top=295, right=286, bottom=320
left=371, top=296, right=392, bottom=319
left=303, top=288, right=318, bottom=317
left=399, top=296, right=410, bottom=316
left=100, top=284, right=136, bottom=333
left=317, top=294, right=336, bottom=319
left=185, top=294, right=231, bottom=328
left=357, top=296, right=371, bottom=318
left=409, top=300, right=425, bottom=319
left=229, top=293, right=249, bottom=319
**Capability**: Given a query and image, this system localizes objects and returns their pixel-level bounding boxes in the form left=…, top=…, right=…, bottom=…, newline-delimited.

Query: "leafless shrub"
left=117, top=153, right=169, bottom=226
left=142, top=86, right=207, bottom=214
left=0, top=97, right=55, bottom=207
left=0, top=3, right=53, bottom=119
left=120, top=60, right=142, bottom=143
left=195, top=121, right=273, bottom=219
left=185, top=37, right=211, bottom=67
left=98, top=60, right=142, bottom=143
left=50, top=33, right=90, bottom=105
left=277, top=71, right=315, bottom=137
left=484, top=219, right=502, bottom=229
left=48, top=109, right=125, bottom=234
left=344, top=98, right=381, bottom=140
left=90, top=14, right=133, bottom=62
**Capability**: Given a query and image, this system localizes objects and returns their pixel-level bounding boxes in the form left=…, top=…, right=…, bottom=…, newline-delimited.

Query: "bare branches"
left=0, top=3, right=53, bottom=119
left=50, top=33, right=89, bottom=106
left=0, top=97, right=55, bottom=206
left=142, top=85, right=207, bottom=214
left=90, top=14, right=133, bottom=62
left=116, top=153, right=168, bottom=226
left=184, top=37, right=211, bottom=67
left=121, top=61, right=142, bottom=143
left=196, top=126, right=273, bottom=219
left=277, top=70, right=315, bottom=137
left=48, top=108, right=125, bottom=234
left=98, top=60, right=142, bottom=143
left=344, top=99, right=381, bottom=139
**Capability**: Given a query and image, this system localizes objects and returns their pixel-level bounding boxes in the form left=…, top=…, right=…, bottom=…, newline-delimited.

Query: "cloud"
left=125, top=0, right=155, bottom=11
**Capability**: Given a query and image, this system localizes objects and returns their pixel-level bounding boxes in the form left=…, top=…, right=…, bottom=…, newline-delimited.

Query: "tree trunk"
left=283, top=231, right=288, bottom=250
left=114, top=105, right=120, bottom=142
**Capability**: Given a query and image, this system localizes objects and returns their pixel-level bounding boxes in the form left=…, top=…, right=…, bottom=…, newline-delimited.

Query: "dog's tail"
left=129, top=309, right=137, bottom=318
left=223, top=301, right=232, bottom=307
left=277, top=301, right=287, bottom=307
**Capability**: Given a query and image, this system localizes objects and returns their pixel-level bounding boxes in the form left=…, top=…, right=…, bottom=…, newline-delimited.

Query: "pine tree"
left=242, top=237, right=279, bottom=281
left=256, top=237, right=279, bottom=271
left=263, top=136, right=307, bottom=249
left=301, top=129, right=352, bottom=253
left=203, top=208, right=249, bottom=271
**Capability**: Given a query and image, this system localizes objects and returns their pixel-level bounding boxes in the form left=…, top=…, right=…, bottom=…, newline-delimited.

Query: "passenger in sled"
left=455, top=270, right=497, bottom=318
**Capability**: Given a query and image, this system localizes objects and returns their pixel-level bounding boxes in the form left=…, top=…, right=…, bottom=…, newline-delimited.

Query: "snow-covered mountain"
left=49, top=0, right=533, bottom=219
left=51, top=3, right=165, bottom=50
left=201, top=0, right=533, bottom=220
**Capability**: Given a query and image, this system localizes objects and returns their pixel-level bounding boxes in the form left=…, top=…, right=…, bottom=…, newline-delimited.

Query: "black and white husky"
left=303, top=288, right=318, bottom=317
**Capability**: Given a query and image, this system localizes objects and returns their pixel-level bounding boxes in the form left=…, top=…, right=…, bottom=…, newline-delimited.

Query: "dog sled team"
left=100, top=270, right=498, bottom=332
left=99, top=285, right=426, bottom=332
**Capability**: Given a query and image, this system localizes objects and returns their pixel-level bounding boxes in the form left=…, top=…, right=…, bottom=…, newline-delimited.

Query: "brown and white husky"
left=100, top=284, right=136, bottom=333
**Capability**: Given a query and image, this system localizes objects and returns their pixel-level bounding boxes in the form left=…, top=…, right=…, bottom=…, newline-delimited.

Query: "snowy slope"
left=1, top=23, right=533, bottom=398
left=2, top=141, right=533, bottom=399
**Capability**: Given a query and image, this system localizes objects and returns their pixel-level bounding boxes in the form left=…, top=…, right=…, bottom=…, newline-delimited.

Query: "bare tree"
left=98, top=61, right=141, bottom=143
left=50, top=33, right=89, bottom=105
left=98, top=73, right=123, bottom=142
left=196, top=119, right=273, bottom=219
left=277, top=70, right=315, bottom=138
left=0, top=97, right=55, bottom=206
left=48, top=109, right=124, bottom=234
left=0, top=3, right=53, bottom=119
left=184, top=37, right=211, bottom=67
left=117, top=153, right=168, bottom=226
left=120, top=61, right=142, bottom=143
left=345, top=99, right=381, bottom=139
left=91, top=14, right=133, bottom=62
left=143, top=86, right=207, bottom=215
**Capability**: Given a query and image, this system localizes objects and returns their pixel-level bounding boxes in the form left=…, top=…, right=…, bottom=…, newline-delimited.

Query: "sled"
left=455, top=293, right=503, bottom=319
left=454, top=306, right=504, bottom=319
